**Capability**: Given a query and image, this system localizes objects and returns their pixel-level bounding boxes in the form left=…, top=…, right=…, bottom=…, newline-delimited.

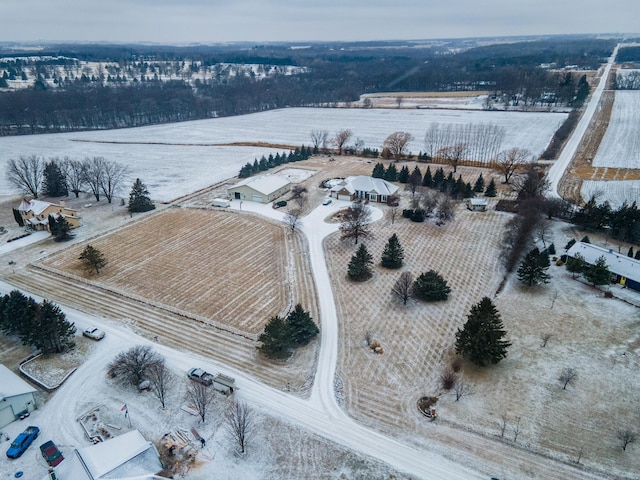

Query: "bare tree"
left=617, top=429, right=636, bottom=451
left=392, top=271, right=413, bottom=305
left=439, top=368, right=457, bottom=390
left=383, top=131, right=414, bottom=160
left=339, top=201, right=372, bottom=245
left=498, top=413, right=508, bottom=437
left=407, top=167, right=422, bottom=198
left=512, top=416, right=522, bottom=442
left=536, top=219, right=552, bottom=248
left=436, top=142, right=467, bottom=173
left=185, top=381, right=216, bottom=423
left=100, top=159, right=128, bottom=204
left=559, top=367, right=578, bottom=390
left=420, top=190, right=439, bottom=217
left=83, top=156, right=105, bottom=202
left=436, top=196, right=456, bottom=226
left=107, top=345, right=163, bottom=386
left=225, top=401, right=255, bottom=454
left=290, top=185, right=307, bottom=208
left=389, top=206, right=399, bottom=225
left=454, top=379, right=472, bottom=401
left=284, top=208, right=302, bottom=233
left=6, top=155, right=45, bottom=198
left=549, top=289, right=559, bottom=309
left=332, top=129, right=353, bottom=155
left=62, top=157, right=86, bottom=198
left=147, top=359, right=172, bottom=409
left=494, top=147, right=531, bottom=184
left=540, top=333, right=552, bottom=347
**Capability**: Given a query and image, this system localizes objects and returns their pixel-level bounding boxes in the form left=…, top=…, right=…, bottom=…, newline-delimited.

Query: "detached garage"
left=0, top=364, right=37, bottom=428
left=228, top=175, right=291, bottom=204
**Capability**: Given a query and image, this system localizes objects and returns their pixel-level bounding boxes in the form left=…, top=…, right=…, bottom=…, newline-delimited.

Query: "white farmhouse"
left=0, top=364, right=37, bottom=428
left=330, top=176, right=398, bottom=203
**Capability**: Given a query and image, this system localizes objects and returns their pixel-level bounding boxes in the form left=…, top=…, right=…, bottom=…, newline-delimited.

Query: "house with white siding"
left=330, top=176, right=398, bottom=203
left=0, top=364, right=37, bottom=428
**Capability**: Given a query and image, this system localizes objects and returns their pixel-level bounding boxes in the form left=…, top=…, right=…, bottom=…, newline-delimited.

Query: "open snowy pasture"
left=592, top=91, right=640, bottom=169
left=581, top=179, right=640, bottom=207
left=0, top=106, right=566, bottom=200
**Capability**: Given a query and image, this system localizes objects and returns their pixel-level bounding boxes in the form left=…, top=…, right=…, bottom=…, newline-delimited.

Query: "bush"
left=413, top=270, right=451, bottom=302
left=411, top=209, right=426, bottom=222
left=402, top=209, right=413, bottom=218
left=439, top=369, right=457, bottom=390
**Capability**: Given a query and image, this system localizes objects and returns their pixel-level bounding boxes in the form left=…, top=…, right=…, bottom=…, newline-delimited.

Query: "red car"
left=39, top=441, right=64, bottom=467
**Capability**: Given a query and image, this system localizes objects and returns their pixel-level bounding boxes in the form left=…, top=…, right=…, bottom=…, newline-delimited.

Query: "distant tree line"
left=0, top=38, right=614, bottom=135
left=0, top=290, right=76, bottom=354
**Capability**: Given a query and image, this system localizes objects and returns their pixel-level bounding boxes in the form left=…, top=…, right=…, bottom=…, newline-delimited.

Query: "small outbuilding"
left=466, top=198, right=488, bottom=212
left=227, top=175, right=290, bottom=204
left=0, top=364, right=37, bottom=429
left=566, top=241, right=640, bottom=291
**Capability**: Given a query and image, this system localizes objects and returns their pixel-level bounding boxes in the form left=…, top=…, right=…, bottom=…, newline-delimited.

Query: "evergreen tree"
left=473, top=174, right=485, bottom=193
left=455, top=297, right=511, bottom=366
left=26, top=300, right=76, bottom=354
left=413, top=270, right=451, bottom=302
left=42, top=160, right=68, bottom=197
left=463, top=182, right=474, bottom=198
left=565, top=238, right=576, bottom=251
left=286, top=304, right=319, bottom=346
left=583, top=255, right=611, bottom=286
left=517, top=247, right=551, bottom=286
left=79, top=245, right=107, bottom=274
left=398, top=165, right=410, bottom=183
left=13, top=208, right=25, bottom=227
left=372, top=163, right=385, bottom=179
left=628, top=247, right=634, bottom=258
left=348, top=244, right=373, bottom=281
left=1, top=290, right=37, bottom=337
left=433, top=167, right=445, bottom=189
left=257, top=316, right=293, bottom=360
left=484, top=178, right=497, bottom=197
left=635, top=250, right=640, bottom=261
left=565, top=253, right=586, bottom=278
left=48, top=215, right=73, bottom=242
left=380, top=233, right=404, bottom=269
left=422, top=166, right=433, bottom=188
left=384, top=164, right=398, bottom=182
left=128, top=178, right=155, bottom=213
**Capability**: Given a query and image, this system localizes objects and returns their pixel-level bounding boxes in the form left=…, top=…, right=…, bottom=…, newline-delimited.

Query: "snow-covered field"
left=581, top=179, right=640, bottom=207
left=592, top=91, right=640, bottom=169
left=0, top=107, right=566, bottom=201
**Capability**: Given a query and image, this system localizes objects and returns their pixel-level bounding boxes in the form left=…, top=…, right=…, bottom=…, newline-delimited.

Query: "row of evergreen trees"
left=257, top=304, right=319, bottom=360
left=372, top=162, right=497, bottom=198
left=572, top=197, right=640, bottom=245
left=238, top=146, right=313, bottom=178
left=0, top=290, right=76, bottom=354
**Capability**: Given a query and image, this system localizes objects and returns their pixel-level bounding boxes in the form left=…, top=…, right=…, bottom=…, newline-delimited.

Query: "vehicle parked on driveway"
left=188, top=368, right=235, bottom=395
left=39, top=440, right=64, bottom=467
left=6, top=426, right=39, bottom=459
left=322, top=198, right=332, bottom=205
left=83, top=327, right=105, bottom=340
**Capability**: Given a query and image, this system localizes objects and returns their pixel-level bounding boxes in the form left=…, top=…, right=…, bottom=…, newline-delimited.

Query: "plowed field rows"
left=326, top=206, right=509, bottom=432
left=40, top=208, right=289, bottom=334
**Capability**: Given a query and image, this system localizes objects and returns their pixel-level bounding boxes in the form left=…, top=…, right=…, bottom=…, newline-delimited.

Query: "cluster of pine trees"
left=238, top=147, right=312, bottom=178
left=572, top=197, right=640, bottom=245
left=257, top=304, right=319, bottom=360
left=0, top=290, right=76, bottom=354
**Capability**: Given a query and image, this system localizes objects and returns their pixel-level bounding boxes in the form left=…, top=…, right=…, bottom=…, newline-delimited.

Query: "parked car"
left=6, top=426, right=39, bottom=459
left=83, top=327, right=105, bottom=340
left=322, top=198, right=332, bottom=205
left=40, top=440, right=64, bottom=467
left=188, top=368, right=236, bottom=395
left=187, top=367, right=214, bottom=386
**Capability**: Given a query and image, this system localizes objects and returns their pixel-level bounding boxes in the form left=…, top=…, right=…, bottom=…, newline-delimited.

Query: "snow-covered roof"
left=330, top=176, right=398, bottom=196
left=567, top=242, right=640, bottom=281
left=0, top=364, right=36, bottom=400
left=230, top=174, right=290, bottom=195
left=468, top=198, right=488, bottom=206
left=59, top=429, right=162, bottom=480
left=17, top=199, right=77, bottom=215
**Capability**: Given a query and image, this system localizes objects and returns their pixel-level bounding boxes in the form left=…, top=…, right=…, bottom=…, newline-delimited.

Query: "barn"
left=0, top=364, right=37, bottom=428
left=227, top=175, right=290, bottom=204
left=566, top=242, right=640, bottom=291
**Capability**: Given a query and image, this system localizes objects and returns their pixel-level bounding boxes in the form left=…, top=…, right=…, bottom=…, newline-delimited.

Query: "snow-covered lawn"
left=0, top=106, right=566, bottom=202
left=592, top=91, right=640, bottom=169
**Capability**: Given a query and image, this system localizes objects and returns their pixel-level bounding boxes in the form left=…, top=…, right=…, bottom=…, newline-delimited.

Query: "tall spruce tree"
left=348, top=244, right=373, bottom=281
left=79, top=245, right=107, bottom=274
left=380, top=233, right=404, bottom=269
left=26, top=300, right=76, bottom=353
left=286, top=304, right=319, bottom=346
left=517, top=247, right=551, bottom=286
left=257, top=315, right=293, bottom=360
left=48, top=215, right=73, bottom=242
left=384, top=164, right=398, bottom=182
left=398, top=165, right=410, bottom=183
left=473, top=174, right=485, bottom=193
left=413, top=270, right=451, bottom=301
left=128, top=178, right=155, bottom=213
left=43, top=160, right=68, bottom=197
left=484, top=178, right=497, bottom=197
left=455, top=297, right=511, bottom=366
left=422, top=166, right=433, bottom=188
left=372, top=163, right=385, bottom=178
left=583, top=255, right=611, bottom=286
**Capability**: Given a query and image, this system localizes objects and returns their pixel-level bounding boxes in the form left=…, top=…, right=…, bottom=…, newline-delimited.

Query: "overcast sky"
left=1, top=0, right=638, bottom=44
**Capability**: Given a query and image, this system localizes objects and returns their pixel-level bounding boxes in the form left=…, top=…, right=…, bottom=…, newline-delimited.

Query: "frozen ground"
left=0, top=106, right=566, bottom=201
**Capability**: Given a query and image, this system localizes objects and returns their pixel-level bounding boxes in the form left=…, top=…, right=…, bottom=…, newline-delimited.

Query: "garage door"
left=251, top=195, right=263, bottom=202
left=0, top=405, right=14, bottom=429
left=338, top=194, right=351, bottom=201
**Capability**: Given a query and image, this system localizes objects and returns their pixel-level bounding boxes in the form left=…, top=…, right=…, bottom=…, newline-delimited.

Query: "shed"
left=466, top=198, right=488, bottom=212
left=227, top=175, right=290, bottom=204
left=0, top=364, right=37, bottom=428
left=566, top=242, right=640, bottom=291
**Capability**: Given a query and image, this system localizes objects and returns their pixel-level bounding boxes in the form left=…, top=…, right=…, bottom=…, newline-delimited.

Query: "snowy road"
left=547, top=44, right=619, bottom=198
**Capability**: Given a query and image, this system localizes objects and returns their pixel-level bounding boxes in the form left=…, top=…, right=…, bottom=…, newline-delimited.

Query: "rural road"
left=547, top=43, right=620, bottom=198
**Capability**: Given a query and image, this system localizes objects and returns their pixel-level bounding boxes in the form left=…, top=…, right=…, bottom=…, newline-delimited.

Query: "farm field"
left=592, top=91, right=640, bottom=169
left=0, top=106, right=567, bottom=200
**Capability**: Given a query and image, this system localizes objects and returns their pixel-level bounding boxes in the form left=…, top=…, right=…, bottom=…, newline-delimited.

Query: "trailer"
left=212, top=198, right=231, bottom=208
left=187, top=368, right=235, bottom=394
